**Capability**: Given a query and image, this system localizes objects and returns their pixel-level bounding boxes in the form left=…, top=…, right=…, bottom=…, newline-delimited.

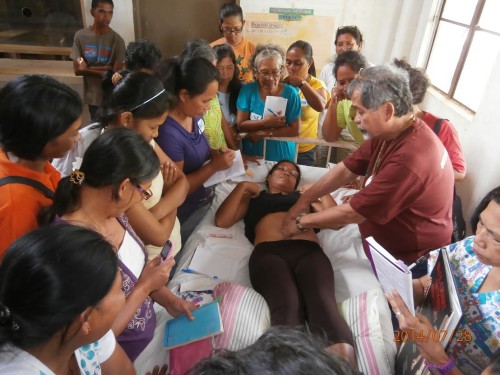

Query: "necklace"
left=66, top=207, right=112, bottom=244
left=364, top=114, right=416, bottom=186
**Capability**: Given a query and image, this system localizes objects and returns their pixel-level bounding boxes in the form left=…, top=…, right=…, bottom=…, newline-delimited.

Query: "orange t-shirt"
left=0, top=150, right=60, bottom=258
left=211, top=37, right=256, bottom=83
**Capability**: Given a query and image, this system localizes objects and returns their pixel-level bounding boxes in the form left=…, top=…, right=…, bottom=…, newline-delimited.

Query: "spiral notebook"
left=163, top=301, right=224, bottom=349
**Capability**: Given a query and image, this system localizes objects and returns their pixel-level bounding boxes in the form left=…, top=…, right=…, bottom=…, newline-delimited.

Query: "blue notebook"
left=163, top=301, right=224, bottom=349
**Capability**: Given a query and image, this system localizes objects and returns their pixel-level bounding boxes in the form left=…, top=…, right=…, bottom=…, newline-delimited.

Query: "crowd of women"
left=0, top=1, right=497, bottom=374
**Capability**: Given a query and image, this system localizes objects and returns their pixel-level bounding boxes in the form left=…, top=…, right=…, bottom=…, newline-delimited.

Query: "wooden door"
left=133, top=0, right=235, bottom=58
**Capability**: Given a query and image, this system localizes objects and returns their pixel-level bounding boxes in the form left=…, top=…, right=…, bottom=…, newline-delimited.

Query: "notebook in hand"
left=263, top=96, right=287, bottom=119
left=203, top=150, right=245, bottom=187
left=366, top=236, right=415, bottom=315
left=396, top=248, right=463, bottom=375
left=163, top=301, right=224, bottom=349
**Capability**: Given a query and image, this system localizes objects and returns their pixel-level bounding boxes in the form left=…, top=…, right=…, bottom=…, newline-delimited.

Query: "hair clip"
left=70, top=170, right=85, bottom=185
left=128, top=89, right=166, bottom=112
left=111, top=72, right=123, bottom=86
left=0, top=303, right=11, bottom=324
left=0, top=303, right=19, bottom=331
left=11, top=320, right=19, bottom=331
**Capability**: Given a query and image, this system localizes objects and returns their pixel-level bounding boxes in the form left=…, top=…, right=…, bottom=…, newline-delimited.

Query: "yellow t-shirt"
left=211, top=37, right=256, bottom=83
left=298, top=76, right=329, bottom=153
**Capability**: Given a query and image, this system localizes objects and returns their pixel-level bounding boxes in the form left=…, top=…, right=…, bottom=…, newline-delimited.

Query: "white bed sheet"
left=168, top=163, right=396, bottom=372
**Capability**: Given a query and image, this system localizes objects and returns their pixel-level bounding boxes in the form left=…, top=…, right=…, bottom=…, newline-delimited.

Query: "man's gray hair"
left=347, top=65, right=413, bottom=117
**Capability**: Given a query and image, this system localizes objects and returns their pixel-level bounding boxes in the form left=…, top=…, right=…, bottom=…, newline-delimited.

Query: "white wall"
left=82, top=0, right=135, bottom=45
left=239, top=0, right=402, bottom=68
left=422, top=58, right=500, bottom=230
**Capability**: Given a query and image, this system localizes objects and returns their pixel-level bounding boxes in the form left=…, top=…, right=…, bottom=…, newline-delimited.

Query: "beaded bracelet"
left=425, top=357, right=455, bottom=375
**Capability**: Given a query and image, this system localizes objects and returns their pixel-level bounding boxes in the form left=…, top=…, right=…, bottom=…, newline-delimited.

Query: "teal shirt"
left=237, top=82, right=301, bottom=161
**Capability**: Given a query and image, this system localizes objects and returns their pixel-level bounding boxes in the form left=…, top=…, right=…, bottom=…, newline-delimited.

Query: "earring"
left=87, top=326, right=92, bottom=334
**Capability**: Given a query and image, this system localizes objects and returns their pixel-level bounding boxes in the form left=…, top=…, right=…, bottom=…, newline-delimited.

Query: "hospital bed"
left=165, top=158, right=397, bottom=375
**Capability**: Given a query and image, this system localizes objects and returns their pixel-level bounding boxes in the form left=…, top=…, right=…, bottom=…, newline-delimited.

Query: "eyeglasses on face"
left=257, top=70, right=281, bottom=78
left=222, top=27, right=243, bottom=34
left=135, top=184, right=153, bottom=200
left=274, top=165, right=299, bottom=178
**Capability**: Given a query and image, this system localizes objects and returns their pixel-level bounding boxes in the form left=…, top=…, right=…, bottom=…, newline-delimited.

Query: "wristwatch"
left=298, top=80, right=306, bottom=88
left=295, top=213, right=307, bottom=232
left=425, top=357, right=455, bottom=375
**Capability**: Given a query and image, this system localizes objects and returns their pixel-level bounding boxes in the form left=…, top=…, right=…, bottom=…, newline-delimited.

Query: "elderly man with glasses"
left=284, top=65, right=454, bottom=279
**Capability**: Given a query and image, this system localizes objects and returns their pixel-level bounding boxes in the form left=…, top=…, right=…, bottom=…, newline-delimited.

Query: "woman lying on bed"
left=215, top=160, right=356, bottom=368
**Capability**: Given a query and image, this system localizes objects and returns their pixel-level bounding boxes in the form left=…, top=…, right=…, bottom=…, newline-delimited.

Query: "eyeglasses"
left=274, top=165, right=299, bottom=178
left=222, top=27, right=243, bottom=34
left=257, top=70, right=281, bottom=78
left=135, top=184, right=153, bottom=201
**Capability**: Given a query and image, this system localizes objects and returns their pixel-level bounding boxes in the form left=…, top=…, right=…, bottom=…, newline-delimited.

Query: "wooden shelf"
left=0, top=58, right=80, bottom=84
left=0, top=44, right=71, bottom=56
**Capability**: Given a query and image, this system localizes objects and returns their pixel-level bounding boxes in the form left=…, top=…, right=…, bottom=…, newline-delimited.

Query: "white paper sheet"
left=203, top=150, right=245, bottom=187
left=263, top=96, right=287, bottom=118
left=188, top=244, right=239, bottom=281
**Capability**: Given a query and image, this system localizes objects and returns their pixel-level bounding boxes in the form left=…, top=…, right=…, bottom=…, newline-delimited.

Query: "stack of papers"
left=188, top=243, right=240, bottom=281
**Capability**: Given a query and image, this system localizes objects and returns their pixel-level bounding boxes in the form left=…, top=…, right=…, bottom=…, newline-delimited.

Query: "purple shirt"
left=156, top=115, right=214, bottom=222
left=55, top=215, right=155, bottom=361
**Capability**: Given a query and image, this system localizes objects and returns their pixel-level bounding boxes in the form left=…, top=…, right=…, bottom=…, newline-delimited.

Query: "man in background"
left=71, top=0, right=125, bottom=122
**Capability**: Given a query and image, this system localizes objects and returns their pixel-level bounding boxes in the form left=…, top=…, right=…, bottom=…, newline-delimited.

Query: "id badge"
left=250, top=112, right=262, bottom=121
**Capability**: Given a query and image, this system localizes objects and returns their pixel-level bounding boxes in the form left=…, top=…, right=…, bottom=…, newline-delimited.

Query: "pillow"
left=339, top=288, right=395, bottom=375
left=212, top=282, right=270, bottom=351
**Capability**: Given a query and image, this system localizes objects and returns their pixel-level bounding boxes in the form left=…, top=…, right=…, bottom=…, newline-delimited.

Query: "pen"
left=267, top=108, right=279, bottom=117
left=408, top=253, right=431, bottom=270
left=181, top=268, right=219, bottom=280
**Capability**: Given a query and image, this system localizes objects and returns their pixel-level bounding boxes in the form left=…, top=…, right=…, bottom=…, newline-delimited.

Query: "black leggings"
left=249, top=239, right=353, bottom=346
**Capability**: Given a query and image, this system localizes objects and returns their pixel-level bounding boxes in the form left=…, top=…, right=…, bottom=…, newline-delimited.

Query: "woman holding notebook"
left=237, top=44, right=301, bottom=162
left=43, top=129, right=195, bottom=373
left=215, top=160, right=356, bottom=369
left=156, top=57, right=235, bottom=244
left=387, top=186, right=500, bottom=374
